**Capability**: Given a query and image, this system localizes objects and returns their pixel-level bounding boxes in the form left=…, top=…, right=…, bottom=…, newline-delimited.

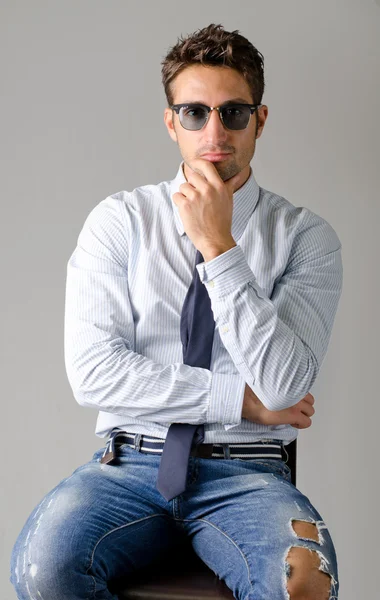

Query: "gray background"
left=1, top=1, right=379, bottom=598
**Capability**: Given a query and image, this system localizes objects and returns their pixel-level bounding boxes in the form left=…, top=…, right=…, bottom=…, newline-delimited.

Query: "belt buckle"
left=100, top=450, right=116, bottom=464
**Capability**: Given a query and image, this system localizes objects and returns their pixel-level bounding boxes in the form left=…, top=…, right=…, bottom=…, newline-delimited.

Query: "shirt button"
left=221, top=325, right=229, bottom=333
left=208, top=280, right=215, bottom=288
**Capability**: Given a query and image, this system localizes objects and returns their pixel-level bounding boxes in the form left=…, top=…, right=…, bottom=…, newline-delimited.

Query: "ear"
left=164, top=108, right=177, bottom=143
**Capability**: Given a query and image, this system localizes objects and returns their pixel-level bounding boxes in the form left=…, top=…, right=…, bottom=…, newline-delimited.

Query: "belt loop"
left=222, top=443, right=231, bottom=459
left=282, top=443, right=289, bottom=463
left=134, top=433, right=142, bottom=452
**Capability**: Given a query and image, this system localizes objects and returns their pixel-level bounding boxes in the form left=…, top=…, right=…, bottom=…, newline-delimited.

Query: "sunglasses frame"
left=170, top=102, right=263, bottom=131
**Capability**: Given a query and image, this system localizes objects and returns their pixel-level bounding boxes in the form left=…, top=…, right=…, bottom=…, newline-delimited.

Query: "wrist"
left=201, top=239, right=236, bottom=262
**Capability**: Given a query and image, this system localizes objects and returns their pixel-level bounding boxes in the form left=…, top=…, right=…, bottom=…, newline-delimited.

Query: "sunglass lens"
left=179, top=106, right=208, bottom=130
left=222, top=105, right=251, bottom=130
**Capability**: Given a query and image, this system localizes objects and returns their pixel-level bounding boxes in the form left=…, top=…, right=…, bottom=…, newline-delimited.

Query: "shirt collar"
left=169, top=160, right=260, bottom=241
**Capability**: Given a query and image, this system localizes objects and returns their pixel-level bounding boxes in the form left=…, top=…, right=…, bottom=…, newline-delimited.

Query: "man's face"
left=164, top=64, right=268, bottom=185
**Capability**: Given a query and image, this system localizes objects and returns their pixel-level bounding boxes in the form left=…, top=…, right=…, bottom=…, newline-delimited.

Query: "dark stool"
left=111, top=438, right=297, bottom=600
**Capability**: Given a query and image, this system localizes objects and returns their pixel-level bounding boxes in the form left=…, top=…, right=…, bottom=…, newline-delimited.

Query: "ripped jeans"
left=10, top=437, right=339, bottom=599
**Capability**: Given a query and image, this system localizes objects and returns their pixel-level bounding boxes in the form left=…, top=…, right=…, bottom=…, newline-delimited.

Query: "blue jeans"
left=10, top=437, right=339, bottom=599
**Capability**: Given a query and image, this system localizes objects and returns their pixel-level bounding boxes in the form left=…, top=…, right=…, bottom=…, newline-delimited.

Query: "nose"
left=203, top=108, right=228, bottom=141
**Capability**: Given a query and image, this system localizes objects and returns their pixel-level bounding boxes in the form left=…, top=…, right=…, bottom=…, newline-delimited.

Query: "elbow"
left=67, top=372, right=96, bottom=410
left=64, top=337, right=130, bottom=411
left=73, top=389, right=95, bottom=409
left=260, top=352, right=319, bottom=411
left=65, top=356, right=99, bottom=410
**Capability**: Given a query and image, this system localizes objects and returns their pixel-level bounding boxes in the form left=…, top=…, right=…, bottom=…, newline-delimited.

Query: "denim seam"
left=233, top=458, right=289, bottom=477
left=175, top=517, right=253, bottom=597
left=85, top=514, right=172, bottom=598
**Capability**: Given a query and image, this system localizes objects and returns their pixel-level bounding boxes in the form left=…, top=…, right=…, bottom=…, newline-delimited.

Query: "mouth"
left=201, top=153, right=231, bottom=162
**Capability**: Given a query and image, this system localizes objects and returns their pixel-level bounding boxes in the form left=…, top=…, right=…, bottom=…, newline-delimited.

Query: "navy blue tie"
left=156, top=250, right=215, bottom=501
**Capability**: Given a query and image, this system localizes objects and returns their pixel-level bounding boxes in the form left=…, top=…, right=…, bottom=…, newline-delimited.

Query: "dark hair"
left=161, top=23, right=265, bottom=107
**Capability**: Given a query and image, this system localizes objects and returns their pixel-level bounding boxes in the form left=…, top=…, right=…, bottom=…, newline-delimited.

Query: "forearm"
left=65, top=307, right=245, bottom=426
left=196, top=239, right=342, bottom=412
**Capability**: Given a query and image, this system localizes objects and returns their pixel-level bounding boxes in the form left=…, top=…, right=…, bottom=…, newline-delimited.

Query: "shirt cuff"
left=196, top=244, right=263, bottom=299
left=208, top=373, right=245, bottom=427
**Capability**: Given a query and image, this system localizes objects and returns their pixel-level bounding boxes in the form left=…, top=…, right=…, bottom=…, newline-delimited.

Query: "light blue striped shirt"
left=64, top=161, right=343, bottom=445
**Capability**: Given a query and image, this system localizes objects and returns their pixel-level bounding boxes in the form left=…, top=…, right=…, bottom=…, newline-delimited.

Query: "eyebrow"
left=183, top=97, right=251, bottom=105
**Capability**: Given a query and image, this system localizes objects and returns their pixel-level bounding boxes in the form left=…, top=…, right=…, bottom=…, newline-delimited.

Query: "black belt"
left=100, top=429, right=287, bottom=465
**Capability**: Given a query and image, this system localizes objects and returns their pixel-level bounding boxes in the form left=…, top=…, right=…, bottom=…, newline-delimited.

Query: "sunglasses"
left=170, top=102, right=262, bottom=131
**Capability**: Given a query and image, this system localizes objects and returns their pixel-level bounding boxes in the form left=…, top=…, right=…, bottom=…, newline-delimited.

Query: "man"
left=10, top=24, right=342, bottom=600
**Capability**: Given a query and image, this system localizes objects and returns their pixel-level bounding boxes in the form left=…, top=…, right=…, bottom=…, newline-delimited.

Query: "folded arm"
left=64, top=198, right=245, bottom=427
left=196, top=211, right=343, bottom=414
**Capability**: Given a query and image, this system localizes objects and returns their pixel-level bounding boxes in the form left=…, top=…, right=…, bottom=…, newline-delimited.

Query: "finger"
left=190, top=158, right=221, bottom=183
left=304, top=393, right=314, bottom=404
left=293, top=416, right=312, bottom=429
left=179, top=182, right=199, bottom=200
left=292, top=403, right=313, bottom=426
left=189, top=158, right=241, bottom=196
left=190, top=158, right=224, bottom=187
left=300, top=401, right=315, bottom=417
left=186, top=170, right=209, bottom=187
